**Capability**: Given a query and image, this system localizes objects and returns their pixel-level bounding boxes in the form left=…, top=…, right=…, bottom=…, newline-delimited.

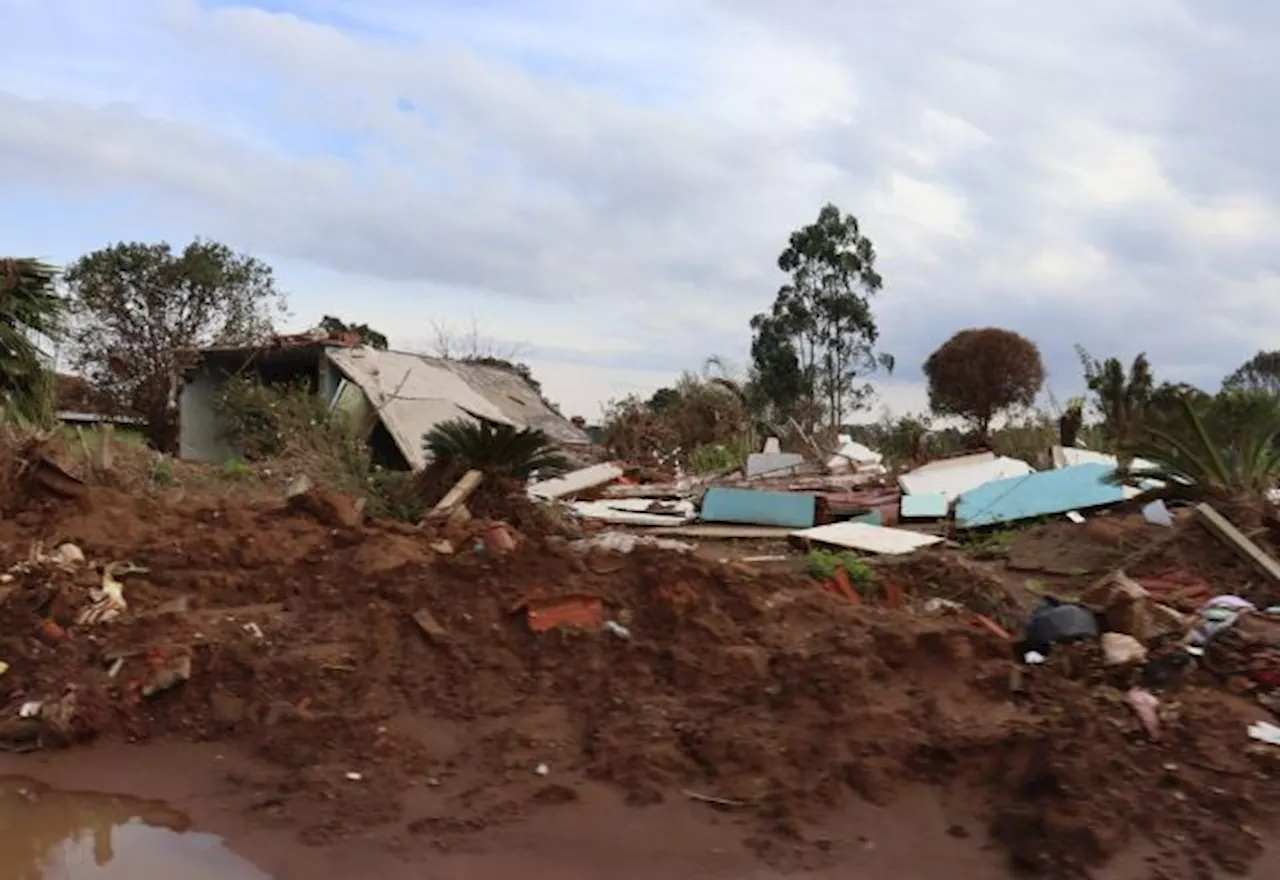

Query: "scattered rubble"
left=1, top=432, right=1279, bottom=878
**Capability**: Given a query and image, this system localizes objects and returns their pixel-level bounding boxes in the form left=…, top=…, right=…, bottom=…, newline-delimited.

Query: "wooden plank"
left=430, top=469, right=484, bottom=517
left=1195, top=503, right=1280, bottom=584
left=648, top=524, right=794, bottom=540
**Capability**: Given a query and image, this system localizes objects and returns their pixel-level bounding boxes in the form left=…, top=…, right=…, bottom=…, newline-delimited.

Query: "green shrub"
left=423, top=418, right=568, bottom=480
left=805, top=549, right=877, bottom=594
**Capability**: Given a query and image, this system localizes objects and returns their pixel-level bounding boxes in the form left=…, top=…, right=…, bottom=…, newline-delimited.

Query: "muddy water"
left=0, top=777, right=268, bottom=879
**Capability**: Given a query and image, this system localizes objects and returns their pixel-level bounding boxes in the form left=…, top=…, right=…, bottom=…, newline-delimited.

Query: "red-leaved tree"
left=924, top=328, right=1046, bottom=441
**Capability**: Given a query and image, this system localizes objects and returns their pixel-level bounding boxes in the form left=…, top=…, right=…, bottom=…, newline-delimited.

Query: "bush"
left=422, top=418, right=569, bottom=481
left=213, top=375, right=373, bottom=494
left=805, top=550, right=877, bottom=594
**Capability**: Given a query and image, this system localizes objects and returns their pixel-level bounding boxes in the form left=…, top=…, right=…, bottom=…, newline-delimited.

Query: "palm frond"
left=423, top=417, right=569, bottom=480
left=1, top=258, right=67, bottom=424
left=1111, top=392, right=1280, bottom=504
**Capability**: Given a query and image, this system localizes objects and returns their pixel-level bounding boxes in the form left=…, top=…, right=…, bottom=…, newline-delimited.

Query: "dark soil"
left=0, top=487, right=1277, bottom=878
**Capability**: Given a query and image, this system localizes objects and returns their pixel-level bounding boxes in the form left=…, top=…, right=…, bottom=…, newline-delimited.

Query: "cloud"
left=1, top=0, right=1278, bottom=422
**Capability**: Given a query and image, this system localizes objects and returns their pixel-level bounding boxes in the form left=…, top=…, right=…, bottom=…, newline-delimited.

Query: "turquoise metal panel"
left=849, top=509, right=885, bottom=526
left=955, top=463, right=1126, bottom=528
left=900, top=492, right=948, bottom=519
left=700, top=488, right=816, bottom=529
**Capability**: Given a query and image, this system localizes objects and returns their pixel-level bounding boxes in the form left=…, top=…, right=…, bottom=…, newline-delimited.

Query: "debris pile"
left=0, top=440, right=1278, bottom=876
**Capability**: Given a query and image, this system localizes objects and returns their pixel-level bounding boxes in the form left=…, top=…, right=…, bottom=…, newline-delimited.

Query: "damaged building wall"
left=178, top=343, right=591, bottom=468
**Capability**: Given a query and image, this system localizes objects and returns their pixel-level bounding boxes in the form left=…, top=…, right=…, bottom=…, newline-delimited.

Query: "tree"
left=319, top=315, right=388, bottom=349
left=646, top=386, right=681, bottom=414
left=63, top=239, right=286, bottom=450
left=750, top=203, right=893, bottom=432
left=924, top=328, right=1046, bottom=441
left=1114, top=394, right=1280, bottom=525
left=1077, top=347, right=1155, bottom=449
left=1223, top=350, right=1280, bottom=398
left=0, top=258, right=67, bottom=424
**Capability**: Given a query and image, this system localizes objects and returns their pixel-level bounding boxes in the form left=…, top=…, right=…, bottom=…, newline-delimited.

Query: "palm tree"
left=422, top=418, right=569, bottom=481
left=1077, top=346, right=1154, bottom=450
left=0, top=258, right=67, bottom=424
left=1113, top=393, right=1280, bottom=525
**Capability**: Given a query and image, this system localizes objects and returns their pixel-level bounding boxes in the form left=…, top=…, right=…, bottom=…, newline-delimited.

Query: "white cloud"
left=1, top=0, right=1278, bottom=419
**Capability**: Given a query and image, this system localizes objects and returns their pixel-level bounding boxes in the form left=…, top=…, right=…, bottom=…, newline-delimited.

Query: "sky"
left=2, top=0, right=1278, bottom=424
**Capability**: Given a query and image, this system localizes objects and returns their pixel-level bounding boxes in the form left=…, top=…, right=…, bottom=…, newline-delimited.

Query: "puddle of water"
left=0, top=777, right=269, bottom=879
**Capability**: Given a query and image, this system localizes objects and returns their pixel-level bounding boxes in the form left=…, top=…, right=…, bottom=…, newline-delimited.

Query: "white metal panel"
left=794, top=522, right=943, bottom=555
left=898, top=455, right=1034, bottom=501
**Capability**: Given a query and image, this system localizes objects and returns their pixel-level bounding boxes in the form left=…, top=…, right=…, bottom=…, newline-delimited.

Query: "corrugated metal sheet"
left=700, top=488, right=817, bottom=529
left=899, top=455, right=1034, bottom=501
left=327, top=348, right=590, bottom=470
left=449, top=360, right=590, bottom=446
left=955, top=463, right=1128, bottom=528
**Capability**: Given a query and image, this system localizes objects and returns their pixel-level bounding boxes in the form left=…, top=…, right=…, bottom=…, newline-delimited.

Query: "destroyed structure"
left=2, top=424, right=1279, bottom=878
left=178, top=334, right=591, bottom=467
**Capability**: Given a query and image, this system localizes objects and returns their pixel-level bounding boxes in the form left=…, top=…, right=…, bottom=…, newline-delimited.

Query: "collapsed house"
left=177, top=337, right=591, bottom=468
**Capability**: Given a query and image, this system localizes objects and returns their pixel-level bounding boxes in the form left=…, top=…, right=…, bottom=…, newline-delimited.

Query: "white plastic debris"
left=18, top=701, right=42, bottom=718
left=345, top=772, right=363, bottom=781
left=1023, top=651, right=1047, bottom=665
left=77, top=569, right=128, bottom=625
left=604, top=621, right=631, bottom=639
left=1247, top=721, right=1280, bottom=746
left=535, top=763, right=550, bottom=777
left=1101, top=632, right=1148, bottom=665
left=49, top=543, right=86, bottom=568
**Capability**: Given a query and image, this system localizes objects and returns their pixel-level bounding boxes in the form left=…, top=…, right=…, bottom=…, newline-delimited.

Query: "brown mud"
left=0, top=485, right=1277, bottom=877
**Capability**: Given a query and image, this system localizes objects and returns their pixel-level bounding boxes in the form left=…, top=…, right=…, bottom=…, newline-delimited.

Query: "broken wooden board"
left=1196, top=503, right=1280, bottom=584
left=647, top=524, right=794, bottom=540
left=793, top=521, right=944, bottom=555
left=429, top=469, right=484, bottom=517
left=528, top=463, right=624, bottom=501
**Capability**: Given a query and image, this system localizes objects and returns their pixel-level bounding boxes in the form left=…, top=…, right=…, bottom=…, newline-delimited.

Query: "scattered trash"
left=514, top=594, right=606, bottom=633
left=345, top=771, right=363, bottom=781
left=1127, top=687, right=1162, bottom=741
left=1142, top=500, right=1174, bottom=527
left=1023, top=651, right=1047, bottom=664
left=569, top=532, right=694, bottom=554
left=1022, top=599, right=1099, bottom=655
left=603, top=620, right=631, bottom=639
left=0, top=660, right=7, bottom=677
left=76, top=565, right=132, bottom=626
left=242, top=622, right=264, bottom=639
left=1101, top=632, right=1148, bottom=665
left=1186, top=596, right=1256, bottom=650
left=1246, top=721, right=1280, bottom=747
left=482, top=521, right=519, bottom=555
left=18, top=702, right=42, bottom=719
left=535, top=763, right=550, bottom=776
left=140, top=654, right=192, bottom=698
